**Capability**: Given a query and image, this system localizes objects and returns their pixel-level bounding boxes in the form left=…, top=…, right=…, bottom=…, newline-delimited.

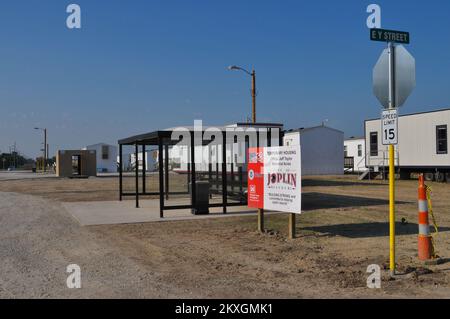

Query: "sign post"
left=387, top=42, right=397, bottom=277
left=248, top=147, right=264, bottom=233
left=382, top=107, right=398, bottom=271
left=371, top=28, right=415, bottom=276
left=289, top=213, right=296, bottom=239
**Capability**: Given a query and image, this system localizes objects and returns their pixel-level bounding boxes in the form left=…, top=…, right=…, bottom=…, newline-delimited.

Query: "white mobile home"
left=130, top=150, right=157, bottom=172
left=283, top=125, right=344, bottom=176
left=118, top=149, right=157, bottom=172
left=161, top=122, right=284, bottom=173
left=344, top=137, right=367, bottom=172
left=84, top=143, right=117, bottom=173
left=365, top=108, right=450, bottom=182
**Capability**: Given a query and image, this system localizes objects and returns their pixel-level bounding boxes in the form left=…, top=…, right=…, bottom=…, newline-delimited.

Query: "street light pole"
left=228, top=65, right=257, bottom=123
left=229, top=65, right=264, bottom=233
left=251, top=69, right=256, bottom=123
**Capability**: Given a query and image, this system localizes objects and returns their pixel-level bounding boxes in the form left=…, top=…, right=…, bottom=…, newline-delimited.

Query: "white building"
left=168, top=142, right=247, bottom=173
left=158, top=123, right=284, bottom=173
left=344, top=137, right=367, bottom=172
left=365, top=108, right=450, bottom=181
left=283, top=125, right=344, bottom=176
left=118, top=149, right=157, bottom=172
left=131, top=150, right=157, bottom=171
left=84, top=143, right=117, bottom=173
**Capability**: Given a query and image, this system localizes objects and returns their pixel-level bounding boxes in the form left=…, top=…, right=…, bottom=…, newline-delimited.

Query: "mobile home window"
left=370, top=132, right=378, bottom=156
left=436, top=125, right=448, bottom=154
left=102, top=145, right=109, bottom=160
left=344, top=145, right=348, bottom=157
left=358, top=144, right=362, bottom=157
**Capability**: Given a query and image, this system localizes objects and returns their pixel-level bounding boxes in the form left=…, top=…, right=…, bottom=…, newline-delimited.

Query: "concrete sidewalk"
left=63, top=199, right=258, bottom=226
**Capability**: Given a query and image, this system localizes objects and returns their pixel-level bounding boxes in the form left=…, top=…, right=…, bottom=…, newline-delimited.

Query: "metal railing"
left=358, top=149, right=400, bottom=180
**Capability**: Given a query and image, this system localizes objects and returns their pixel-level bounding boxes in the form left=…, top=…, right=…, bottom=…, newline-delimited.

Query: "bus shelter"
left=118, top=123, right=283, bottom=217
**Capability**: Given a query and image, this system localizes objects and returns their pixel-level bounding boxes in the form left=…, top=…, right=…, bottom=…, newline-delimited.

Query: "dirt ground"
left=0, top=174, right=449, bottom=298
left=0, top=173, right=186, bottom=202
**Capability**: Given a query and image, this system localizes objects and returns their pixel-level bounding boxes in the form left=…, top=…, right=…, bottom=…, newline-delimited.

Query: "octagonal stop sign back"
left=373, top=45, right=416, bottom=108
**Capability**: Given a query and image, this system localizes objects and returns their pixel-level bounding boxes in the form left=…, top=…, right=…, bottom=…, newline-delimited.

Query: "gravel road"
left=0, top=192, right=180, bottom=298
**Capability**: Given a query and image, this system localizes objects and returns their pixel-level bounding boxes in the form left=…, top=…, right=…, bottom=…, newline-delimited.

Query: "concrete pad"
left=62, top=198, right=259, bottom=226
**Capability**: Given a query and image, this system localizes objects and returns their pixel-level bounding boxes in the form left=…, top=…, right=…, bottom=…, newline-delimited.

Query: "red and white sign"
left=247, top=147, right=264, bottom=209
left=248, top=145, right=301, bottom=214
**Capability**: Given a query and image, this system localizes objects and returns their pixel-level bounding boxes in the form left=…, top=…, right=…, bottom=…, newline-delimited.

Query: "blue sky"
left=1, top=0, right=450, bottom=158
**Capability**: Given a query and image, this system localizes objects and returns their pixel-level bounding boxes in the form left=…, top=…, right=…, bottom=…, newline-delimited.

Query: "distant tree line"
left=0, top=152, right=34, bottom=170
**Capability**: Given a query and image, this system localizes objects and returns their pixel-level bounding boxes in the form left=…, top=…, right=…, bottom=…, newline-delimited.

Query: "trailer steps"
left=358, top=170, right=371, bottom=180
left=358, top=169, right=382, bottom=180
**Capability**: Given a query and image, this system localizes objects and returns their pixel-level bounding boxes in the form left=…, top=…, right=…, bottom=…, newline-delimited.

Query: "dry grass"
left=0, top=174, right=449, bottom=297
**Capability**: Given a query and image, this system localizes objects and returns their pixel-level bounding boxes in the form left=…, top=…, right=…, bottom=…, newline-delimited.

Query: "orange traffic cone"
left=418, top=175, right=432, bottom=261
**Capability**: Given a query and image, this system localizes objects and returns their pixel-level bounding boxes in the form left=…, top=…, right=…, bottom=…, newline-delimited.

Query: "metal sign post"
left=371, top=28, right=415, bottom=277
left=387, top=42, right=396, bottom=276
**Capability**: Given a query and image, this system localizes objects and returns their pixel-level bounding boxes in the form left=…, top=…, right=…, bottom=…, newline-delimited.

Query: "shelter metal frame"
left=118, top=126, right=282, bottom=217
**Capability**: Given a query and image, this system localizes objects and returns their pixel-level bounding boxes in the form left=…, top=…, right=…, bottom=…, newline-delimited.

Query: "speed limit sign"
left=381, top=109, right=398, bottom=145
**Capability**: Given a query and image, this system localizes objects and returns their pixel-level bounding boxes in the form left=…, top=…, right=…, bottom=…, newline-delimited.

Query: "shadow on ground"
left=302, top=222, right=450, bottom=238
left=302, top=192, right=410, bottom=211
left=302, top=179, right=386, bottom=187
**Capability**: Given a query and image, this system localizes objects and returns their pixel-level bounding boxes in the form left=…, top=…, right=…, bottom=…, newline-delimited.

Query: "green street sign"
left=370, top=28, right=410, bottom=44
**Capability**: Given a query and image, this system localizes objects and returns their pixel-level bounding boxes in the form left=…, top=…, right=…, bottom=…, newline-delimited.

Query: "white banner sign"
left=263, top=145, right=301, bottom=214
left=381, top=109, right=398, bottom=145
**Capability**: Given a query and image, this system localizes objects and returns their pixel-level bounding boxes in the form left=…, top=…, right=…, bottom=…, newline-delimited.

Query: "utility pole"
left=229, top=65, right=263, bottom=232
left=250, top=69, right=263, bottom=232
left=251, top=69, right=256, bottom=123
left=34, top=127, right=47, bottom=172
left=12, top=142, right=17, bottom=169
left=228, top=65, right=257, bottom=124
left=44, top=129, right=47, bottom=172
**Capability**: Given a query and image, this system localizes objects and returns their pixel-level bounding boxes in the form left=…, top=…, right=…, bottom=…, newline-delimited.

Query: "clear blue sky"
left=1, top=0, right=449, bottom=158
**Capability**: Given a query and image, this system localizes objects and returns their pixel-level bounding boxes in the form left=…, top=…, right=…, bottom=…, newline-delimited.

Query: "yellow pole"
left=389, top=144, right=395, bottom=275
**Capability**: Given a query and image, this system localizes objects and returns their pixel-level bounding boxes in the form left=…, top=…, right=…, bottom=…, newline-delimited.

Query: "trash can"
left=190, top=181, right=210, bottom=215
